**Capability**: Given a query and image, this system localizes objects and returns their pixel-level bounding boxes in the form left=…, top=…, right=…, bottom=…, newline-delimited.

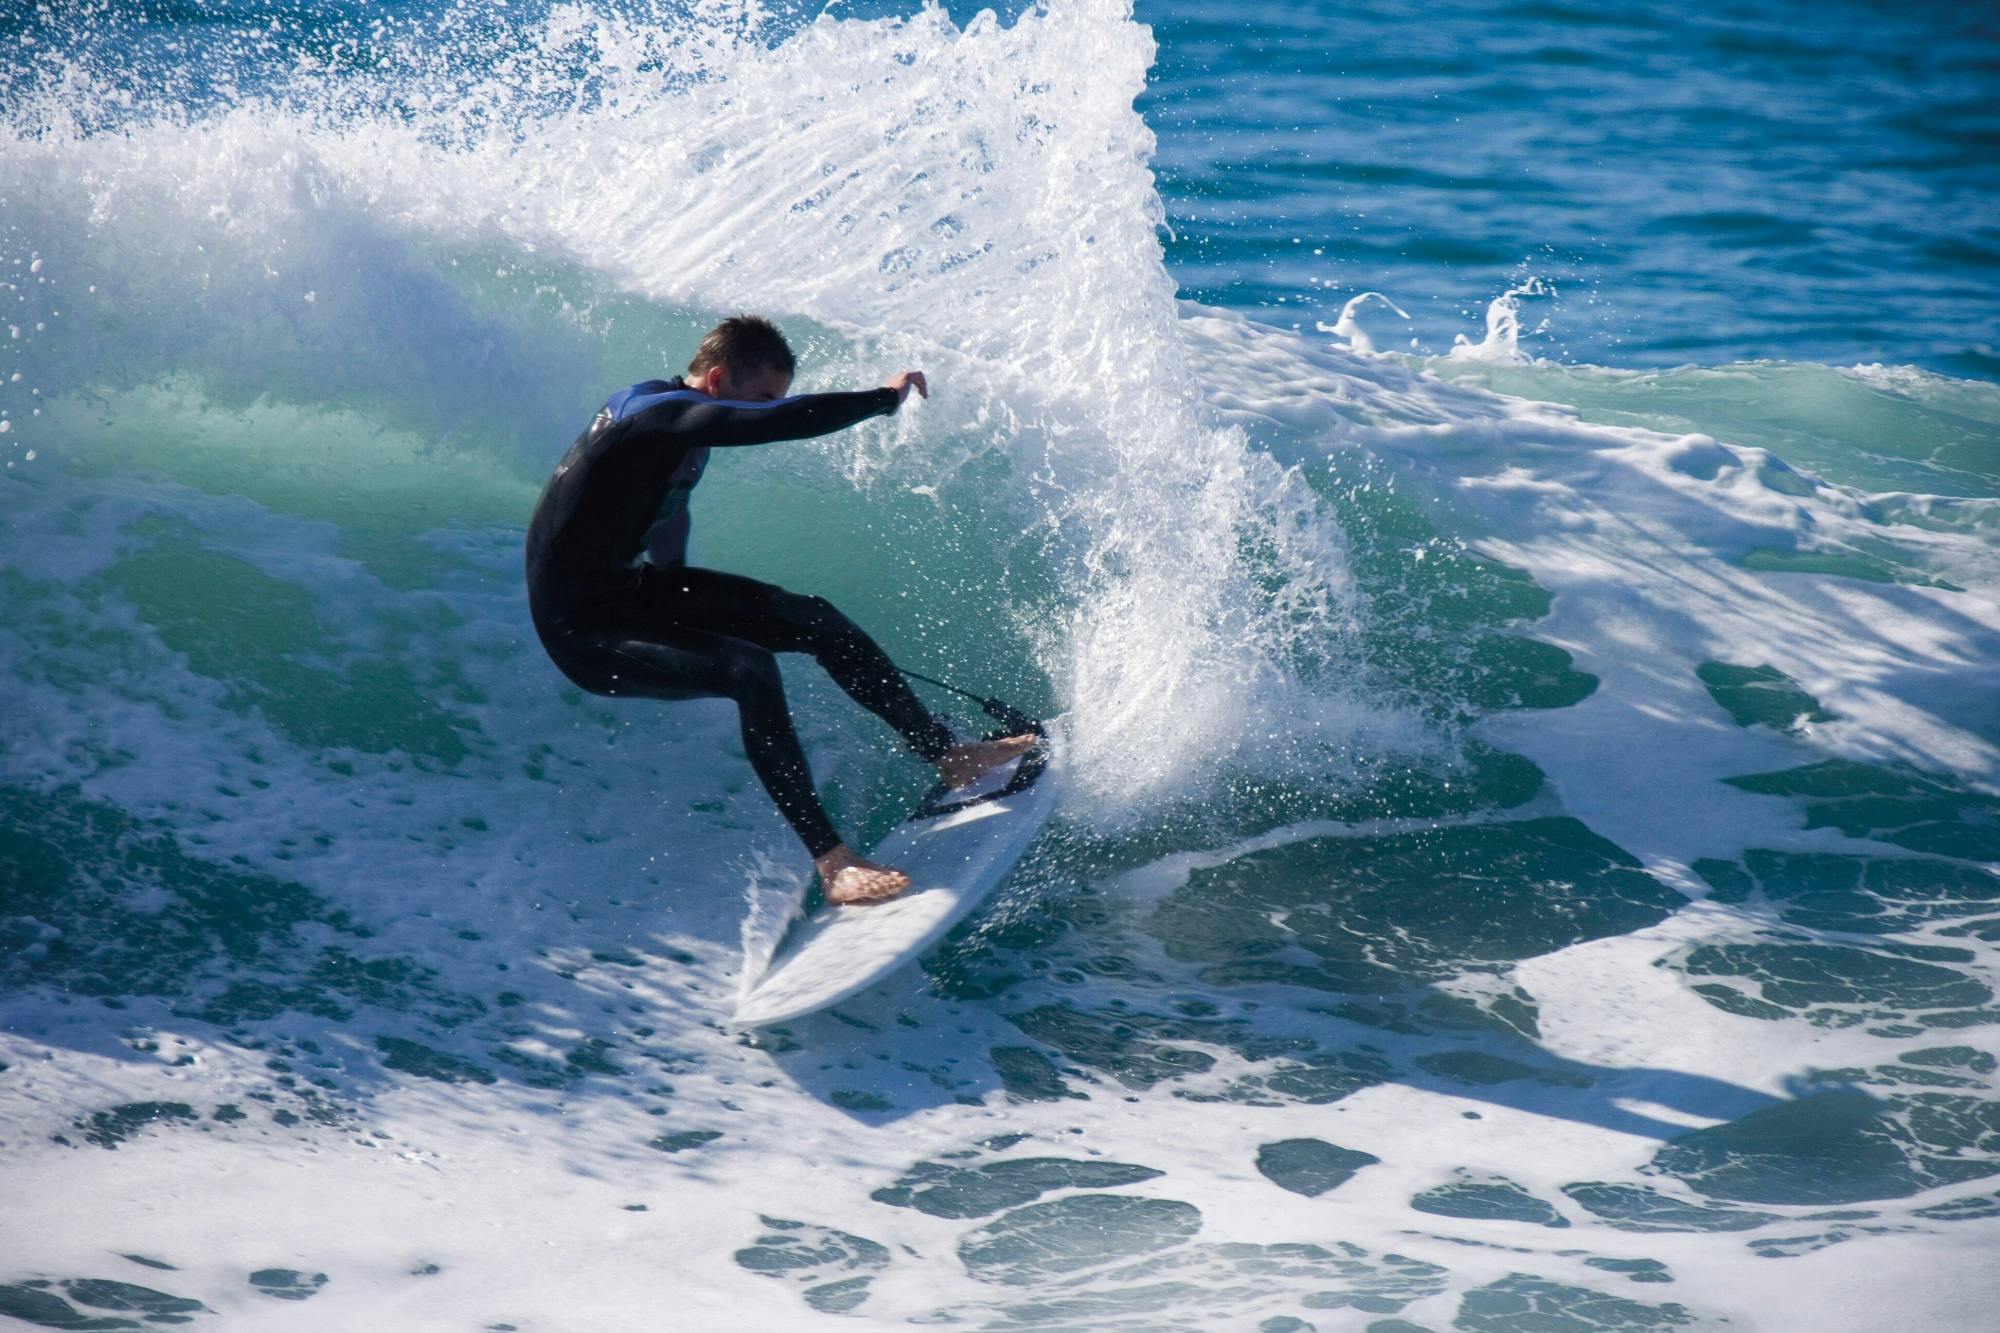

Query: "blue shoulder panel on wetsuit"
left=606, top=380, right=795, bottom=567
left=606, top=382, right=809, bottom=425
left=599, top=380, right=834, bottom=566
left=603, top=380, right=680, bottom=424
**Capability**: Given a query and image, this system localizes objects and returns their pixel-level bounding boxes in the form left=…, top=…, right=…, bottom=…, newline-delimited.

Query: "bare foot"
left=937, top=733, right=1038, bottom=790
left=816, top=844, right=911, bottom=905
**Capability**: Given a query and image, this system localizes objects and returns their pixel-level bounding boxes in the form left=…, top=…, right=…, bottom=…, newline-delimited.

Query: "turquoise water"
left=2, top=2, right=1998, bottom=1330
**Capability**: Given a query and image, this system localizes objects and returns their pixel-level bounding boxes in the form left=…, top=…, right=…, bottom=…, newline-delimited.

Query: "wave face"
left=2, top=3, right=1998, bottom=1331
left=1, top=0, right=1383, bottom=819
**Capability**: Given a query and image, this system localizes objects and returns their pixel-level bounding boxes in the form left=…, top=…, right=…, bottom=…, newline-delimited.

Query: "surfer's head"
left=687, top=315, right=796, bottom=402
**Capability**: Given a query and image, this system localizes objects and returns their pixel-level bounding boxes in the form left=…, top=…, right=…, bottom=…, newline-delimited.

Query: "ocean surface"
left=3, top=1, right=1998, bottom=1329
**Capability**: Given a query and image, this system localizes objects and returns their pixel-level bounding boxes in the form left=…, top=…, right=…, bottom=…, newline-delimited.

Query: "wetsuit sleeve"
left=650, top=388, right=901, bottom=448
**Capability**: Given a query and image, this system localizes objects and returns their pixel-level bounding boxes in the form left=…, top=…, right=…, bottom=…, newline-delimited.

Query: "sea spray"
left=1448, top=276, right=1554, bottom=365
left=1319, top=290, right=1412, bottom=356
left=738, top=850, right=812, bottom=996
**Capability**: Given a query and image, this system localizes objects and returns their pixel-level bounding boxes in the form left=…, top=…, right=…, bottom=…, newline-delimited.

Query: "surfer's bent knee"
left=532, top=618, right=662, bottom=701
left=787, top=592, right=857, bottom=638
left=717, top=643, right=784, bottom=703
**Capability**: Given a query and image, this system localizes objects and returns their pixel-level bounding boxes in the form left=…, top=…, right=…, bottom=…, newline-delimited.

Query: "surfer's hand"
left=885, top=370, right=928, bottom=404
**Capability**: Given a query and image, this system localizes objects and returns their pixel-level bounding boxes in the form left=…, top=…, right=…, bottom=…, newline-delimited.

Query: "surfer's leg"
left=757, top=589, right=1036, bottom=789
left=647, top=568, right=958, bottom=763
left=581, top=630, right=845, bottom=861
left=544, top=617, right=912, bottom=902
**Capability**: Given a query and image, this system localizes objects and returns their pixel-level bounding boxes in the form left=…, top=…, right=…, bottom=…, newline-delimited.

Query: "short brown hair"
left=687, top=315, right=795, bottom=379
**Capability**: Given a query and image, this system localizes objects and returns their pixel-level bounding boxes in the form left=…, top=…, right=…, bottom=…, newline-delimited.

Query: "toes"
left=829, top=867, right=909, bottom=904
left=852, top=884, right=905, bottom=904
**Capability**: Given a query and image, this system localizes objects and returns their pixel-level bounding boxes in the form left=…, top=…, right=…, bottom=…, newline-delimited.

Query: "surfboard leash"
left=895, top=664, right=1043, bottom=739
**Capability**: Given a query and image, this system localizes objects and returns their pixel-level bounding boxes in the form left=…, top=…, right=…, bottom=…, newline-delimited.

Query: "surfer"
left=525, top=316, right=1035, bottom=905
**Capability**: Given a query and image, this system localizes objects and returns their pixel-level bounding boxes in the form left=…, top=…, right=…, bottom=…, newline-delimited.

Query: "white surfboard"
left=732, top=717, right=1065, bottom=1028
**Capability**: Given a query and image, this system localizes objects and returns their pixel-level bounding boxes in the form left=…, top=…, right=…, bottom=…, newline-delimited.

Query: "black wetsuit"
left=525, top=378, right=956, bottom=858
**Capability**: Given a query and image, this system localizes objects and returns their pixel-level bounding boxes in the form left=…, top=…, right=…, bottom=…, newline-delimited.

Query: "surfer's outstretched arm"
left=632, top=386, right=901, bottom=449
left=627, top=369, right=925, bottom=453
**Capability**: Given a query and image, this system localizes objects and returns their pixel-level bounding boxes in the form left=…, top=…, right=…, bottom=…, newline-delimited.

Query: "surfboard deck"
left=731, top=716, right=1065, bottom=1028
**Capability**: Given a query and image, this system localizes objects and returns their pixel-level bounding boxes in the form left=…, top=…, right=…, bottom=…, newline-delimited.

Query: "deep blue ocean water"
left=2, top=3, right=1997, bottom=1329
left=1142, top=0, right=2000, bottom=378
